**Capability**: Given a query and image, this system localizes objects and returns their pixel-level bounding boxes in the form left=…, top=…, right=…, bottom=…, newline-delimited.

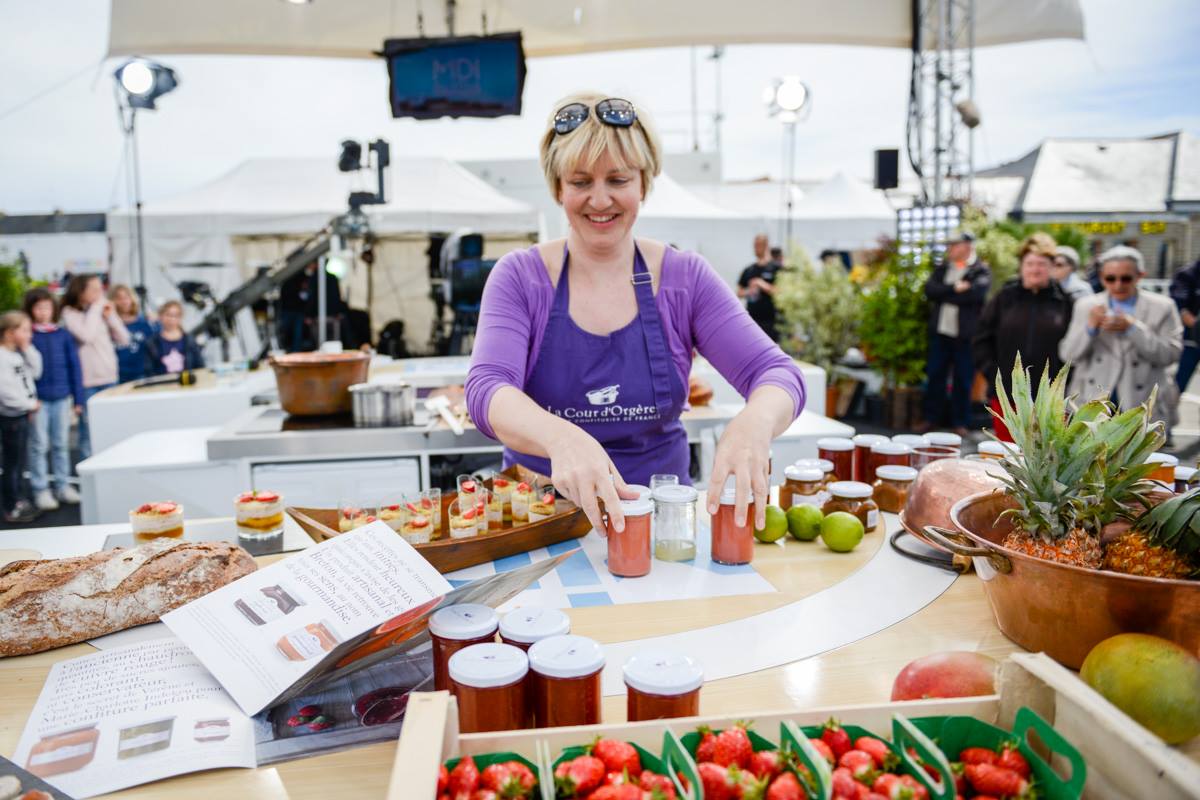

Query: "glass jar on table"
left=817, top=437, right=855, bottom=482
left=652, top=484, right=698, bottom=562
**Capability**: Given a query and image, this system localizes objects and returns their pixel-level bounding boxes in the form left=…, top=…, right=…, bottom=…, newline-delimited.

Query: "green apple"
left=786, top=505, right=823, bottom=541
left=755, top=505, right=789, bottom=543
left=820, top=511, right=864, bottom=553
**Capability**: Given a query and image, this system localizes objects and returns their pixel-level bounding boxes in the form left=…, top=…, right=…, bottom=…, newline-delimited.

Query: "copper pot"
left=269, top=352, right=370, bottom=416
left=898, top=458, right=1005, bottom=565
left=923, top=489, right=1200, bottom=669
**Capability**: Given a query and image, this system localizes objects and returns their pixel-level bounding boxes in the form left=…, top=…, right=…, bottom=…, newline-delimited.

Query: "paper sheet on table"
left=11, top=638, right=255, bottom=799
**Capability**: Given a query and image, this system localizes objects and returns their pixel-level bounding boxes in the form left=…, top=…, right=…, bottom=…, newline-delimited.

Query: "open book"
left=13, top=523, right=565, bottom=798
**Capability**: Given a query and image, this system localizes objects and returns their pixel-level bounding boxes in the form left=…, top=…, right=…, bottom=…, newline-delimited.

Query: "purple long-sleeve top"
left=465, top=245, right=807, bottom=439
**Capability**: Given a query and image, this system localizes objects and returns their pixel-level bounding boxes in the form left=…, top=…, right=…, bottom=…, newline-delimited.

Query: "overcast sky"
left=1, top=0, right=1197, bottom=214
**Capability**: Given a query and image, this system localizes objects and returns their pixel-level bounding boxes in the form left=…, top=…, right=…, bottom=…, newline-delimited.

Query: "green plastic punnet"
left=661, top=729, right=701, bottom=800
left=780, top=721, right=833, bottom=800
left=892, top=714, right=956, bottom=800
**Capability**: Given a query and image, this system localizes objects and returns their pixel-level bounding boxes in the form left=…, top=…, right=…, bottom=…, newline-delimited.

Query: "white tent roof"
left=640, top=174, right=755, bottom=220
left=789, top=173, right=893, bottom=221
left=108, top=156, right=538, bottom=235
left=108, top=0, right=1084, bottom=59
left=1022, top=138, right=1177, bottom=214
left=1172, top=132, right=1200, bottom=205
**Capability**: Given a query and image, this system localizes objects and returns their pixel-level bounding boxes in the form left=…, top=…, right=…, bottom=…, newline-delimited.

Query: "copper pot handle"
left=922, top=525, right=1012, bottom=574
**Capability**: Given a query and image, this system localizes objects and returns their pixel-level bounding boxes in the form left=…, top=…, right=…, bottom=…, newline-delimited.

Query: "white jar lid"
left=448, top=642, right=528, bottom=688
left=718, top=475, right=740, bottom=505
left=852, top=434, right=889, bottom=447
left=794, top=458, right=835, bottom=473
left=500, top=606, right=571, bottom=644
left=623, top=650, right=704, bottom=695
left=652, top=484, right=699, bottom=504
left=429, top=603, right=498, bottom=641
left=1175, top=466, right=1196, bottom=482
left=785, top=466, right=824, bottom=482
left=875, top=465, right=918, bottom=482
left=977, top=441, right=1016, bottom=456
left=1146, top=452, right=1179, bottom=467
left=816, top=437, right=854, bottom=451
left=617, top=497, right=654, bottom=517
left=891, top=434, right=929, bottom=447
left=625, top=484, right=652, bottom=501
left=528, top=634, right=606, bottom=678
left=828, top=480, right=874, bottom=499
left=926, top=432, right=963, bottom=447
left=870, top=441, right=911, bottom=455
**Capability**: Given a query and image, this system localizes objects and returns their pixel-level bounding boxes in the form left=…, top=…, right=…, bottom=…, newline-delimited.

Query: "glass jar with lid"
left=851, top=434, right=889, bottom=482
left=872, top=465, right=918, bottom=514
left=623, top=649, right=704, bottom=722
left=429, top=603, right=498, bottom=691
left=793, top=458, right=836, bottom=488
left=606, top=497, right=654, bottom=577
left=448, top=642, right=529, bottom=733
left=1146, top=452, right=1179, bottom=484
left=866, top=441, right=911, bottom=484
left=781, top=466, right=827, bottom=509
left=891, top=434, right=929, bottom=449
left=652, top=484, right=698, bottom=562
left=1175, top=466, right=1196, bottom=494
left=499, top=606, right=571, bottom=652
left=528, top=634, right=605, bottom=728
left=817, top=437, right=855, bottom=482
left=821, top=481, right=879, bottom=531
left=710, top=475, right=753, bottom=565
left=925, top=431, right=963, bottom=451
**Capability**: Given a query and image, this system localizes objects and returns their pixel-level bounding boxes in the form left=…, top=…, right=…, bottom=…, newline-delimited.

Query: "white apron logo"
left=585, top=384, right=620, bottom=405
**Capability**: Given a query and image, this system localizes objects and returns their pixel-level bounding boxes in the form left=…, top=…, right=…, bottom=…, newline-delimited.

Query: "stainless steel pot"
left=350, top=382, right=415, bottom=427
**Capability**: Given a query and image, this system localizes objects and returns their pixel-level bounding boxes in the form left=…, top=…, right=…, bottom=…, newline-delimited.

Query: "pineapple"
left=1104, top=487, right=1200, bottom=579
left=990, top=358, right=1165, bottom=569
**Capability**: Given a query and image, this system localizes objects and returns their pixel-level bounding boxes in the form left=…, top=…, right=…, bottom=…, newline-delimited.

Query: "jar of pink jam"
left=623, top=649, right=704, bottom=722
left=710, top=476, right=753, bottom=566
left=528, top=634, right=605, bottom=728
left=606, top=497, right=654, bottom=577
left=429, top=603, right=498, bottom=691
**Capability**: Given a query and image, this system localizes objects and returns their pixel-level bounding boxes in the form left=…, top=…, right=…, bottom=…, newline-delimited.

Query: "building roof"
left=0, top=213, right=106, bottom=235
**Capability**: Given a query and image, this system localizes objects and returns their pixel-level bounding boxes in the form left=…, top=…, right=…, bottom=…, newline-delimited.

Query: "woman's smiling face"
left=559, top=150, right=642, bottom=251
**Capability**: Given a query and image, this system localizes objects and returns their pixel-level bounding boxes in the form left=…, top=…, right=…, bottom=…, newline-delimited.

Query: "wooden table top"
left=0, top=518, right=1021, bottom=799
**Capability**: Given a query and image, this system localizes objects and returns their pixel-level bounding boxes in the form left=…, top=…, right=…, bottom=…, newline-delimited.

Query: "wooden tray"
left=285, top=465, right=591, bottom=574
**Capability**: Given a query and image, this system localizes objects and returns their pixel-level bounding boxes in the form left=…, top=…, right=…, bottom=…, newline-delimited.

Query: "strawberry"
left=284, top=714, right=311, bottom=727
left=905, top=748, right=940, bottom=781
left=480, top=762, right=535, bottom=798
left=959, top=747, right=998, bottom=766
left=237, top=492, right=255, bottom=503
left=604, top=771, right=634, bottom=786
left=698, top=762, right=732, bottom=800
left=385, top=504, right=400, bottom=511
left=964, top=764, right=1030, bottom=797
left=871, top=774, right=913, bottom=800
left=765, top=772, right=804, bottom=800
left=154, top=502, right=177, bottom=513
left=410, top=517, right=430, bottom=528
left=855, top=737, right=897, bottom=771
left=542, top=492, right=555, bottom=504
left=748, top=749, right=786, bottom=781
left=463, top=508, right=477, bottom=520
left=808, top=738, right=835, bottom=765
left=494, top=478, right=510, bottom=488
left=713, top=723, right=754, bottom=769
left=639, top=771, right=677, bottom=798
left=592, top=739, right=642, bottom=776
left=470, top=791, right=498, bottom=800
left=588, top=786, right=642, bottom=800
left=554, top=755, right=605, bottom=797
left=136, top=503, right=153, bottom=513
left=462, top=480, right=477, bottom=492
left=996, top=746, right=1030, bottom=779
left=297, top=704, right=321, bottom=717
left=342, top=506, right=362, bottom=518
left=406, top=501, right=421, bottom=512
left=449, top=756, right=480, bottom=796
left=421, top=497, right=434, bottom=508
left=437, top=764, right=449, bottom=794
left=897, top=775, right=928, bottom=800
left=365, top=515, right=377, bottom=523
left=830, top=767, right=862, bottom=799
left=305, top=715, right=333, bottom=731
left=695, top=727, right=718, bottom=763
left=838, top=750, right=878, bottom=784
left=822, top=720, right=853, bottom=759
left=256, top=491, right=280, bottom=502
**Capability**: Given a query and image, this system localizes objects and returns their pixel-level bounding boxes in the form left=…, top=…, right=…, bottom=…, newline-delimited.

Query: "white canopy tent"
left=108, top=0, right=1084, bottom=59
left=108, top=156, right=538, bottom=352
left=786, top=172, right=895, bottom=253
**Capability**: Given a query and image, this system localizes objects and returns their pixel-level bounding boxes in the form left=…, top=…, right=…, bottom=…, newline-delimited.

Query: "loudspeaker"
left=874, top=149, right=899, bottom=190
left=458, top=234, right=484, bottom=259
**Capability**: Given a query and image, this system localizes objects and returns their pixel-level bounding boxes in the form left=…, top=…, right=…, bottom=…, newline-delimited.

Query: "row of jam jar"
left=815, top=432, right=964, bottom=483
left=429, top=603, right=703, bottom=733
left=605, top=475, right=758, bottom=576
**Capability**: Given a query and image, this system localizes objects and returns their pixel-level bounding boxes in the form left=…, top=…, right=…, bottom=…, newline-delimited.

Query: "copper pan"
left=922, top=489, right=1200, bottom=669
left=269, top=351, right=370, bottom=416
left=897, top=458, right=1005, bottom=568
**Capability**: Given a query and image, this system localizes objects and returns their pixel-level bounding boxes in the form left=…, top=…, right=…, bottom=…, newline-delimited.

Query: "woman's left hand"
left=706, top=405, right=774, bottom=531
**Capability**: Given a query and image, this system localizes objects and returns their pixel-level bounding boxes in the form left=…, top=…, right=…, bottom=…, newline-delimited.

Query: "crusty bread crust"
left=0, top=539, right=257, bottom=657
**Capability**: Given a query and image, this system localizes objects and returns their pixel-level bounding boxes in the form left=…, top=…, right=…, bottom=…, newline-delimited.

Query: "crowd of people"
left=0, top=276, right=204, bottom=522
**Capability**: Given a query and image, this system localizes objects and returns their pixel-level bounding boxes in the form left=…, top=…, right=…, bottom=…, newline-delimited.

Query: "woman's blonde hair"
left=0, top=310, right=30, bottom=339
left=539, top=91, right=662, bottom=203
left=1017, top=232, right=1058, bottom=263
left=109, top=283, right=139, bottom=316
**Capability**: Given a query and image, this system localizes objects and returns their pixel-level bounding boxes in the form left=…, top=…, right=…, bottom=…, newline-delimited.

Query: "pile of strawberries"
left=948, top=744, right=1036, bottom=800
left=809, top=719, right=930, bottom=800
left=554, top=738, right=678, bottom=799
left=438, top=755, right=538, bottom=800
left=692, top=722, right=814, bottom=800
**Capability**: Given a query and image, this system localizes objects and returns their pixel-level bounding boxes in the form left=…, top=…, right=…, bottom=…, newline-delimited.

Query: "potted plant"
left=773, top=248, right=861, bottom=416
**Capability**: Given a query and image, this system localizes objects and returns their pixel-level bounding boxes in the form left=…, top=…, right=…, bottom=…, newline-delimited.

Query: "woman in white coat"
left=1059, top=246, right=1183, bottom=425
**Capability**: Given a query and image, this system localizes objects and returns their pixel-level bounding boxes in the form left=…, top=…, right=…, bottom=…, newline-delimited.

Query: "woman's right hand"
left=545, top=426, right=635, bottom=535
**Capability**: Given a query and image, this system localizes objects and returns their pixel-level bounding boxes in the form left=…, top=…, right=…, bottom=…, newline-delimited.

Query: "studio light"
left=763, top=76, right=811, bottom=247
left=113, top=58, right=178, bottom=110
left=338, top=140, right=363, bottom=172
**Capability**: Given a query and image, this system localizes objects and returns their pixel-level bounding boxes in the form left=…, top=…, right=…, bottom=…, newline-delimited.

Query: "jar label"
left=790, top=494, right=823, bottom=508
left=285, top=631, right=325, bottom=660
left=866, top=509, right=879, bottom=529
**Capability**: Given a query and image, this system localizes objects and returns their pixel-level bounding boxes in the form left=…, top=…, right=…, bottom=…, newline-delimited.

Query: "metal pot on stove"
left=350, top=382, right=415, bottom=427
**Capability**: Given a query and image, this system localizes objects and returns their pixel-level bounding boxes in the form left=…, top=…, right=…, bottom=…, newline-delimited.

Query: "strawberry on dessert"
left=511, top=481, right=533, bottom=524
left=129, top=501, right=184, bottom=540
left=528, top=491, right=557, bottom=523
left=338, top=506, right=369, bottom=533
left=377, top=503, right=404, bottom=531
left=234, top=490, right=284, bottom=535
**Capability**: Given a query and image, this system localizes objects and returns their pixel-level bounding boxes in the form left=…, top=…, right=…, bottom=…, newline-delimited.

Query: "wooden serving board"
left=285, top=465, right=591, bottom=574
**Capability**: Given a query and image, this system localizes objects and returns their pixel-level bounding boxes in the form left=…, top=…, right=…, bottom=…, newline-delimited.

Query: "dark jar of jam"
left=429, top=603, right=498, bottom=691
left=816, top=437, right=855, bottom=482
left=623, top=649, right=704, bottom=722
left=528, top=634, right=605, bottom=728
left=710, top=476, right=753, bottom=566
left=448, top=642, right=529, bottom=733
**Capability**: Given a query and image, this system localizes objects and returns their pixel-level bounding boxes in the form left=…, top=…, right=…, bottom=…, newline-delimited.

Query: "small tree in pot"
left=773, top=248, right=861, bottom=416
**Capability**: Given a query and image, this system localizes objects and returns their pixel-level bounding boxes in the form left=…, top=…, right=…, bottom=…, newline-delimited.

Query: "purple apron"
left=504, top=245, right=690, bottom=485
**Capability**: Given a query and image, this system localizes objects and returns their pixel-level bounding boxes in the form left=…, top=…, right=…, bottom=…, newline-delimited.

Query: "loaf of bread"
left=0, top=539, right=257, bottom=657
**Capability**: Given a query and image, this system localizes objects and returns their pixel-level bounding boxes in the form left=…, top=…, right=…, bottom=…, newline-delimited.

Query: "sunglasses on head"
left=1102, top=274, right=1135, bottom=284
left=553, top=98, right=637, bottom=136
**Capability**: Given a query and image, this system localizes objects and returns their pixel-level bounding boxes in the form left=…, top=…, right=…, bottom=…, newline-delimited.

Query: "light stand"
left=763, top=77, right=811, bottom=249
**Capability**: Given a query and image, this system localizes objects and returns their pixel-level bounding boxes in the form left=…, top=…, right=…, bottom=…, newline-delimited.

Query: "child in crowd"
left=145, top=300, right=205, bottom=375
left=0, top=311, right=43, bottom=523
left=110, top=284, right=155, bottom=384
left=25, top=288, right=85, bottom=511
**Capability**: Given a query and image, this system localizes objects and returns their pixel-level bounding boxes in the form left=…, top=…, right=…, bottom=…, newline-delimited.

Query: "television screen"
left=381, top=33, right=526, bottom=120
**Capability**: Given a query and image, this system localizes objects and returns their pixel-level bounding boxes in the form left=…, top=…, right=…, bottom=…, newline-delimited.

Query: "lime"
left=786, top=505, right=823, bottom=541
left=820, top=511, right=864, bottom=553
left=755, top=505, right=788, bottom=543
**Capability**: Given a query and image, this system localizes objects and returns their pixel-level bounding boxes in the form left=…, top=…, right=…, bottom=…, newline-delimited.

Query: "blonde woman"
left=110, top=284, right=155, bottom=383
left=465, top=93, right=806, bottom=533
